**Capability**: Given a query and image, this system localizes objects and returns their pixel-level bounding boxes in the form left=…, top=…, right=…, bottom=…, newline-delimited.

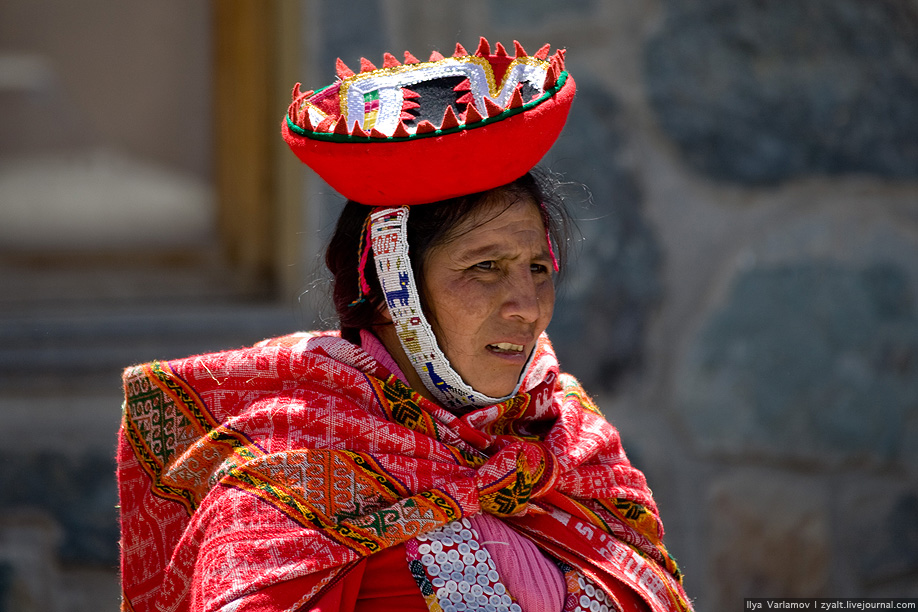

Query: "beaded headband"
left=368, top=206, right=536, bottom=409
left=281, top=37, right=575, bottom=205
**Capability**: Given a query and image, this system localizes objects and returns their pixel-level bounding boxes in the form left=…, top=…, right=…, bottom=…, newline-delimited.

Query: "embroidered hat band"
left=282, top=37, right=575, bottom=206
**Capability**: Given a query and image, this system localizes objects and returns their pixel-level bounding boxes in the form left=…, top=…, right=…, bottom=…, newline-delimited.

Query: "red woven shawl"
left=117, top=332, right=691, bottom=612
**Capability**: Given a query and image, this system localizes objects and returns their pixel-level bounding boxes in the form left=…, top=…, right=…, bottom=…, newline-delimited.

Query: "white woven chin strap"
left=368, top=206, right=531, bottom=410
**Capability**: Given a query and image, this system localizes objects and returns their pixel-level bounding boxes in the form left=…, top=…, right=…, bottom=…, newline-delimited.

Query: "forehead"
left=446, top=190, right=544, bottom=243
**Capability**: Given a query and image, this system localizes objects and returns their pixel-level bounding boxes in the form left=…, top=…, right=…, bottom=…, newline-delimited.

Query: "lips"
left=487, top=342, right=526, bottom=355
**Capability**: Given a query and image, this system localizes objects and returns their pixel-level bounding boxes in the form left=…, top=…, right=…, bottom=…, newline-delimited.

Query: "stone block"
left=706, top=470, right=830, bottom=606
left=677, top=260, right=918, bottom=468
left=645, top=0, right=918, bottom=184
left=490, top=0, right=598, bottom=27
left=0, top=453, right=118, bottom=566
left=319, top=0, right=386, bottom=71
left=0, top=561, right=11, bottom=612
left=0, top=512, right=63, bottom=612
left=839, top=480, right=918, bottom=593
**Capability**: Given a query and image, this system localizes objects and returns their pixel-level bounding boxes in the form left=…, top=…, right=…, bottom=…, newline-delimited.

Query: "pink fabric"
left=360, top=329, right=408, bottom=385
left=471, top=513, right=566, bottom=612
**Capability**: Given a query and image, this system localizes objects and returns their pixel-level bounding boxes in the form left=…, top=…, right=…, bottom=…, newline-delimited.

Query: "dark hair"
left=325, top=167, right=572, bottom=344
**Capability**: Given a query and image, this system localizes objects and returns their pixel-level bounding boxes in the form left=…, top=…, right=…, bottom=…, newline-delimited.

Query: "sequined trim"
left=407, top=519, right=522, bottom=612
left=567, top=572, right=616, bottom=612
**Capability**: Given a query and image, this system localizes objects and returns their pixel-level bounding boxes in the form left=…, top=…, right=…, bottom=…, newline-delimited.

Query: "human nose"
left=500, top=267, right=543, bottom=323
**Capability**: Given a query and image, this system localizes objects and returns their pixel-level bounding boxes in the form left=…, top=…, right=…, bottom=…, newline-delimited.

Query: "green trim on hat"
left=286, top=72, right=570, bottom=144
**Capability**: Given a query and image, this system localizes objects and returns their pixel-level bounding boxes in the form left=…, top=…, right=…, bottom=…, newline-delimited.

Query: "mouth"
left=486, top=342, right=526, bottom=356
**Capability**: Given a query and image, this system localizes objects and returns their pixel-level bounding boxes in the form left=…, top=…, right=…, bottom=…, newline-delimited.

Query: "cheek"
left=539, top=283, right=556, bottom=322
left=425, top=284, right=472, bottom=333
left=427, top=282, right=494, bottom=341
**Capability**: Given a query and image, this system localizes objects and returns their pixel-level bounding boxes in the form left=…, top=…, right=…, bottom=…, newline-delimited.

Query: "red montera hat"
left=282, top=37, right=576, bottom=205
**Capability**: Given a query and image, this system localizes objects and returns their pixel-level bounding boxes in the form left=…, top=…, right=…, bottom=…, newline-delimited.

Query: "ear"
left=374, top=300, right=393, bottom=324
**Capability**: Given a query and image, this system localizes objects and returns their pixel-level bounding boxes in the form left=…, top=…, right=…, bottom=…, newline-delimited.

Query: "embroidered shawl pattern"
left=117, top=332, right=691, bottom=612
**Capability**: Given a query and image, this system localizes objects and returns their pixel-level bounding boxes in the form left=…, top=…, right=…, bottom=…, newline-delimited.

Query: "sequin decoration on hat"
left=282, top=37, right=575, bottom=206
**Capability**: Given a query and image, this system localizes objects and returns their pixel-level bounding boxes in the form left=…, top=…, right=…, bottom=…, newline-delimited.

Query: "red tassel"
left=336, top=58, right=355, bottom=79
left=382, top=52, right=400, bottom=68
left=464, top=102, right=484, bottom=124
left=350, top=121, right=369, bottom=138
left=392, top=123, right=411, bottom=138
left=370, top=128, right=388, bottom=139
left=429, top=50, right=445, bottom=61
left=440, top=105, right=460, bottom=130
left=316, top=116, right=335, bottom=133
left=475, top=37, right=490, bottom=57
left=555, top=48, right=567, bottom=68
left=546, top=225, right=559, bottom=272
left=454, top=42, right=469, bottom=57
left=403, top=50, right=420, bottom=64
left=360, top=57, right=377, bottom=72
left=508, top=85, right=524, bottom=109
left=349, top=214, right=374, bottom=306
left=483, top=97, right=504, bottom=118
left=513, top=40, right=527, bottom=58
left=494, top=42, right=508, bottom=57
left=333, top=116, right=349, bottom=135
left=453, top=78, right=471, bottom=92
left=551, top=53, right=565, bottom=75
left=288, top=87, right=303, bottom=121
left=534, top=44, right=551, bottom=60
left=543, top=65, right=559, bottom=89
left=415, top=120, right=437, bottom=134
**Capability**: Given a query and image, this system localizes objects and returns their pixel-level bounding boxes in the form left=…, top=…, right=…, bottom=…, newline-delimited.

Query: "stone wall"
left=2, top=0, right=917, bottom=609
left=296, top=0, right=918, bottom=608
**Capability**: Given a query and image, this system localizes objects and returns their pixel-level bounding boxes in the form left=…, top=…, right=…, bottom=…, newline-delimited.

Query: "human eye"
left=531, top=262, right=551, bottom=275
left=472, top=260, right=496, bottom=271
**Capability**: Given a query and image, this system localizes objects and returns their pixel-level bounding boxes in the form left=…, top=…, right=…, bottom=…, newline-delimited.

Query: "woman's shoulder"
left=254, top=329, right=340, bottom=349
left=122, top=330, right=344, bottom=372
left=120, top=330, right=359, bottom=398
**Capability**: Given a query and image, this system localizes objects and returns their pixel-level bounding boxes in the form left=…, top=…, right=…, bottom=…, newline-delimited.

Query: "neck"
left=372, top=323, right=438, bottom=403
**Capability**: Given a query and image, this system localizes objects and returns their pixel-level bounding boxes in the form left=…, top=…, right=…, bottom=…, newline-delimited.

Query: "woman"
left=117, top=39, right=692, bottom=612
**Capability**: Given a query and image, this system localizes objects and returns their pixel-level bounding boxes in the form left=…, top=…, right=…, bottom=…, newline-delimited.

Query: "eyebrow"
left=454, top=242, right=551, bottom=262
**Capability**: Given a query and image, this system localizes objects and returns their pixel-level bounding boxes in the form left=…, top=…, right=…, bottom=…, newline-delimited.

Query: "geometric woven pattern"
left=118, top=331, right=692, bottom=612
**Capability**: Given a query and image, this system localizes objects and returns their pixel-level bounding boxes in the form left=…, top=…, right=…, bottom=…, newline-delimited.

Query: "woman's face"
left=421, top=192, right=556, bottom=397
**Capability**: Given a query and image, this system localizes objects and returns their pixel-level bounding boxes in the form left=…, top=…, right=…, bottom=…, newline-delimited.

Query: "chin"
left=461, top=365, right=524, bottom=398
left=474, top=380, right=517, bottom=398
